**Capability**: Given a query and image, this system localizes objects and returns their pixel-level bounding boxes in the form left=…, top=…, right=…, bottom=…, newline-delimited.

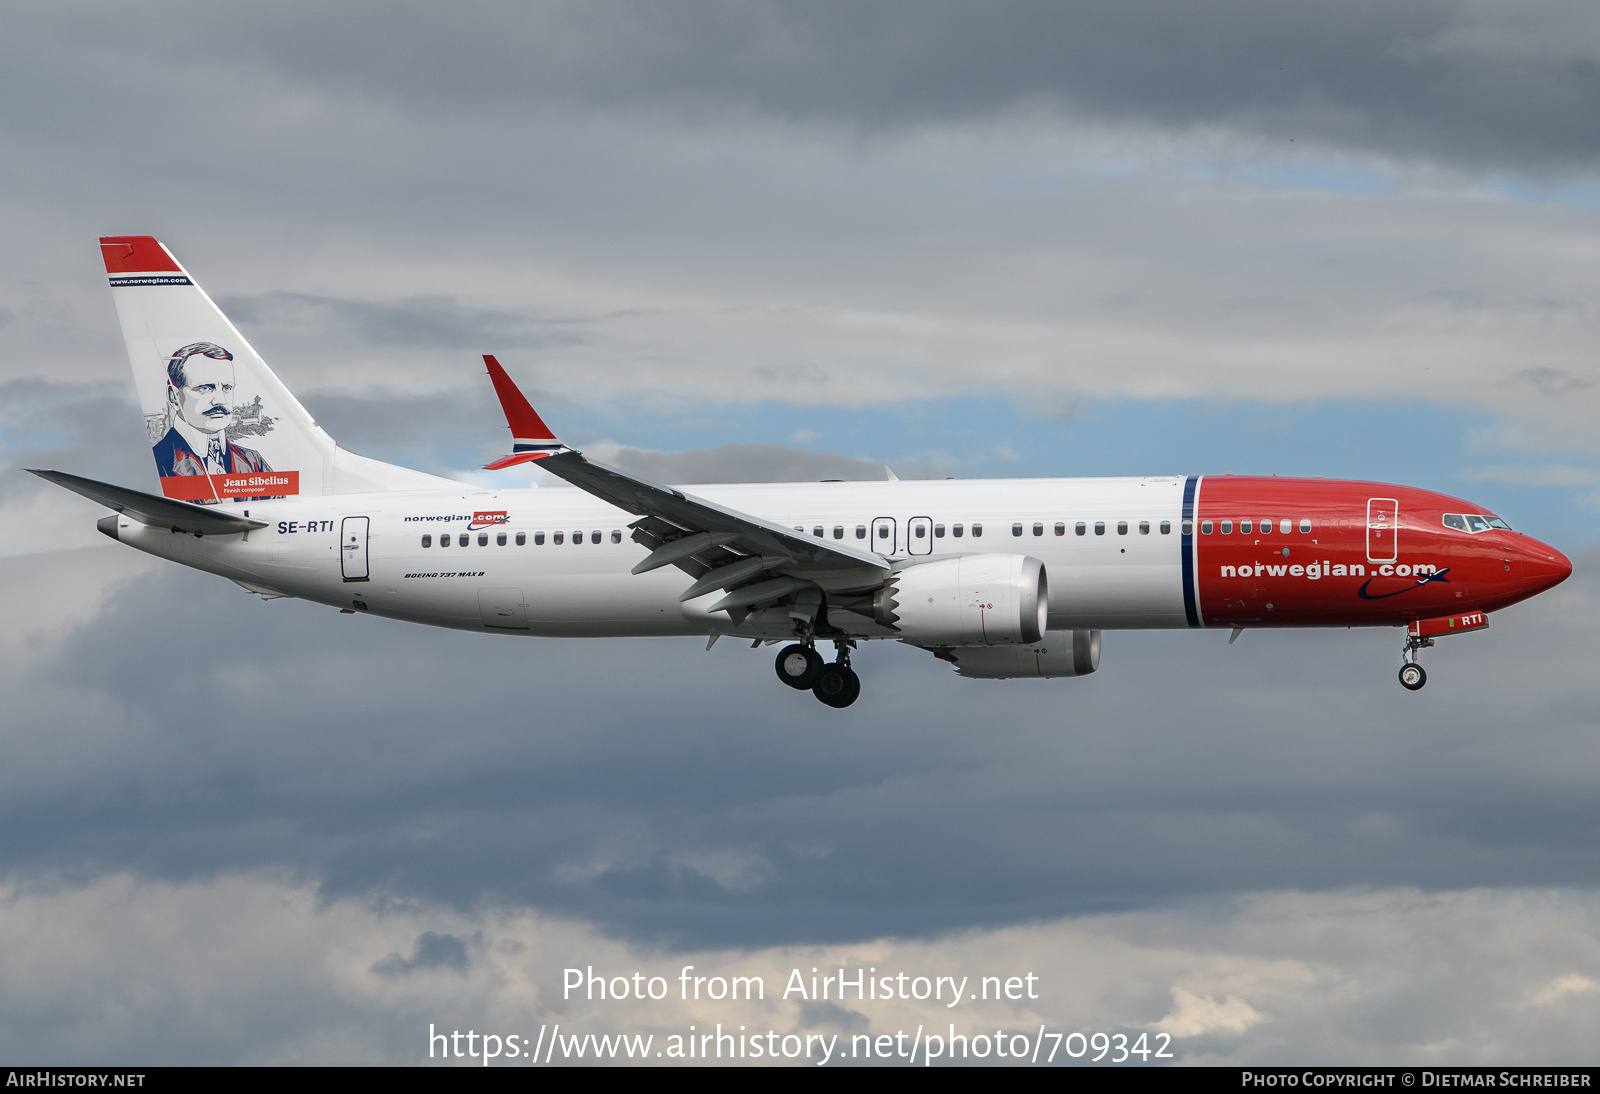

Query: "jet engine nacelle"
left=875, top=554, right=1047, bottom=646
left=944, top=629, right=1101, bottom=679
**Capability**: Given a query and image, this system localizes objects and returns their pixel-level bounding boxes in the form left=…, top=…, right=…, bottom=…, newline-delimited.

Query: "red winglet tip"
left=483, top=452, right=548, bottom=471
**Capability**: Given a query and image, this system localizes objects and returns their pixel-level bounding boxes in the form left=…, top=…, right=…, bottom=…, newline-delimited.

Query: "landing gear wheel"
left=1399, top=663, right=1427, bottom=691
left=775, top=644, right=824, bottom=690
left=813, top=663, right=861, bottom=708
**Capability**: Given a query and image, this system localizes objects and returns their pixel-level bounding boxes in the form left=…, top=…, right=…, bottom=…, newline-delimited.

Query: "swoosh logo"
left=1357, top=567, right=1451, bottom=600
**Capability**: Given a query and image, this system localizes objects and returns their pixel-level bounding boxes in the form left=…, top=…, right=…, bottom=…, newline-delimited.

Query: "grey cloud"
left=216, top=293, right=587, bottom=353
left=6, top=498, right=1600, bottom=947
left=588, top=441, right=939, bottom=484
left=16, top=1, right=1600, bottom=173
left=371, top=931, right=471, bottom=977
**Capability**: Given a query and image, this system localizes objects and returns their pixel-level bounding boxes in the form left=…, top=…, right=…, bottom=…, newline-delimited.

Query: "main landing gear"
left=1399, top=634, right=1433, bottom=691
left=774, top=639, right=861, bottom=708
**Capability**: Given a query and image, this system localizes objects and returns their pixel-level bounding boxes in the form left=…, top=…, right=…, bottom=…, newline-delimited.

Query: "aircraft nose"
left=1519, top=538, right=1572, bottom=596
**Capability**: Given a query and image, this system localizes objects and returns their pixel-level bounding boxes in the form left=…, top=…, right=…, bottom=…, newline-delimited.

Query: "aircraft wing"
left=537, top=448, right=890, bottom=575
left=479, top=356, right=891, bottom=609
left=28, top=469, right=268, bottom=536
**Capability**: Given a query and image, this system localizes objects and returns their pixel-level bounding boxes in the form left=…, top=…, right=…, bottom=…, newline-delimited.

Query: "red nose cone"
left=1521, top=540, right=1573, bottom=596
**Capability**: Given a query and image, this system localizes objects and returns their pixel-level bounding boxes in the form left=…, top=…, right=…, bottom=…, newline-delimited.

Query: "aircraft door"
left=341, top=516, right=370, bottom=582
left=871, top=517, right=897, bottom=556
left=907, top=516, right=933, bottom=555
left=479, top=588, right=529, bottom=630
left=1366, top=498, right=1398, bottom=564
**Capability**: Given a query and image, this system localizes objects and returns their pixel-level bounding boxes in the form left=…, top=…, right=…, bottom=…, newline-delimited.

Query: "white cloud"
left=1155, top=988, right=1264, bottom=1038
left=2, top=876, right=1599, bottom=1065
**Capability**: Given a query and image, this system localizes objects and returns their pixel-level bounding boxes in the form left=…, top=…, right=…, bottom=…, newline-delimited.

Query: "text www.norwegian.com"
left=430, top=1024, right=1172, bottom=1065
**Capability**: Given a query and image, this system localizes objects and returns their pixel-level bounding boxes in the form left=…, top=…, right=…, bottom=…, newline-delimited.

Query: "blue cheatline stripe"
left=1181, top=475, right=1200, bottom=628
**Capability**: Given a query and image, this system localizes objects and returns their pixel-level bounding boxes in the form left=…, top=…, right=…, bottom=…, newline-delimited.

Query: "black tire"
left=1399, top=663, right=1427, bottom=691
left=813, top=663, right=861, bottom=708
left=775, top=644, right=823, bottom=690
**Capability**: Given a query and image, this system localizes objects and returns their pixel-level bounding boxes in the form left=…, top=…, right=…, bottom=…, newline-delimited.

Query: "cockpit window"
left=1444, top=513, right=1511, bottom=533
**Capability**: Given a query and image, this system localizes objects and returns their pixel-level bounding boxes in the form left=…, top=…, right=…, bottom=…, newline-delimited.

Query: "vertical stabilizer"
left=100, top=236, right=456, bottom=502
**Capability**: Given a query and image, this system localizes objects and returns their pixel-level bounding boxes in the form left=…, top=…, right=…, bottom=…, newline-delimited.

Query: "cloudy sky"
left=4, top=0, right=1600, bottom=1066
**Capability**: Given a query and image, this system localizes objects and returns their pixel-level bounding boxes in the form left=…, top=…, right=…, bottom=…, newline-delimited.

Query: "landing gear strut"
left=812, top=639, right=861, bottom=709
left=1399, top=634, right=1432, bottom=691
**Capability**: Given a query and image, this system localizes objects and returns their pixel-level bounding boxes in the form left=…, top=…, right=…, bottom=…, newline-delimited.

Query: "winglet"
left=481, top=355, right=573, bottom=470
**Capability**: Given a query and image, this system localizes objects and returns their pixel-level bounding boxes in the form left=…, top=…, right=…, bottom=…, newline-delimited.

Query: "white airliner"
left=32, top=237, right=1571, bottom=708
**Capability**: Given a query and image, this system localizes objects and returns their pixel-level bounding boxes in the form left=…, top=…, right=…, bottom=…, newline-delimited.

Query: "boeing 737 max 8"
left=31, top=236, right=1573, bottom=708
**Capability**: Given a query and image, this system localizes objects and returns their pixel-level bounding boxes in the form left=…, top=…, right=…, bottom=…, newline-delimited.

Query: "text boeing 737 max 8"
left=32, top=236, right=1573, bottom=707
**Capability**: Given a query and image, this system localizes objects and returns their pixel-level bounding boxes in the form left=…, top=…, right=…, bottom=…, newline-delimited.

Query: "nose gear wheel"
left=1398, top=634, right=1433, bottom=691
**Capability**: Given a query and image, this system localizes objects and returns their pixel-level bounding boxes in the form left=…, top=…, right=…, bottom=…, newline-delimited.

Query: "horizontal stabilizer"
left=28, top=469, right=267, bottom=536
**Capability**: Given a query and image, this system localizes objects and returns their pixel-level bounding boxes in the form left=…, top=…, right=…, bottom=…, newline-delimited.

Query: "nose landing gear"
left=1399, top=634, right=1432, bottom=691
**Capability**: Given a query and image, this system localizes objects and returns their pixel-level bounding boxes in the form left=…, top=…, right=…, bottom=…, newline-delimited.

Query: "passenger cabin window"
left=1012, top=523, right=1023, bottom=537
left=1240, top=519, right=1252, bottom=534
left=915, top=524, right=926, bottom=539
left=813, top=526, right=823, bottom=538
left=458, top=533, right=469, bottom=547
left=497, top=532, right=507, bottom=546
left=478, top=533, right=489, bottom=546
left=1094, top=522, right=1105, bottom=536
left=1299, top=519, right=1311, bottom=534
left=972, top=523, right=983, bottom=537
left=833, top=526, right=844, bottom=539
left=440, top=535, right=450, bottom=547
left=1032, top=523, right=1043, bottom=536
left=934, top=524, right=945, bottom=538
left=1160, top=521, right=1171, bottom=534
left=878, top=525, right=889, bottom=539
left=856, top=525, right=867, bottom=539
left=1139, top=521, right=1150, bottom=535
left=554, top=532, right=564, bottom=544
left=534, top=532, right=544, bottom=545
left=421, top=534, right=432, bottom=547
left=1220, top=520, right=1232, bottom=534
left=1117, top=521, right=1129, bottom=535
left=1075, top=522, right=1086, bottom=536
left=517, top=533, right=527, bottom=546
left=953, top=524, right=964, bottom=538
left=1279, top=519, right=1291, bottom=534
left=612, top=530, right=622, bottom=543
left=572, top=530, right=582, bottom=544
left=1181, top=519, right=1193, bottom=536
left=592, top=531, right=602, bottom=544
left=1259, top=520, right=1270, bottom=535
left=1201, top=520, right=1213, bottom=534
left=1055, top=523, right=1065, bottom=536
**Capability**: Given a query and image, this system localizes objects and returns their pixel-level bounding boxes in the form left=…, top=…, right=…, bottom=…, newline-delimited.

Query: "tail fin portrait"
left=100, top=235, right=454, bottom=502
